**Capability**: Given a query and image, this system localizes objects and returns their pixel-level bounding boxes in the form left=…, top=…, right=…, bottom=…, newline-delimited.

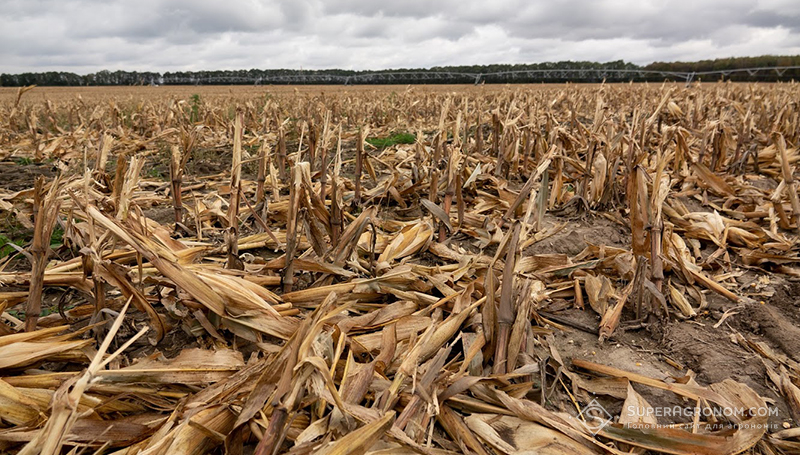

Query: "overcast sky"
left=2, top=0, right=799, bottom=74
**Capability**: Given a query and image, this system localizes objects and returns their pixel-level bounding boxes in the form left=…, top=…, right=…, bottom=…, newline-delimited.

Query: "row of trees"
left=644, top=55, right=800, bottom=82
left=1, top=56, right=798, bottom=87
left=645, top=55, right=800, bottom=73
left=0, top=70, right=163, bottom=87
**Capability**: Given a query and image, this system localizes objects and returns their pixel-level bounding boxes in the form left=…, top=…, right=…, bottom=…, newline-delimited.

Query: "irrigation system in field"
left=158, top=66, right=800, bottom=86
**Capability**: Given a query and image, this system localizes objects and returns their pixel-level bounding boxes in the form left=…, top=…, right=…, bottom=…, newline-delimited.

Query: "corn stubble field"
left=0, top=82, right=799, bottom=455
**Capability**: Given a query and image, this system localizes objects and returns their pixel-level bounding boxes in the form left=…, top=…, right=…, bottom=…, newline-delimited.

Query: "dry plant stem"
left=492, top=112, right=502, bottom=177
left=19, top=300, right=146, bottom=455
left=437, top=405, right=490, bottom=455
left=521, top=130, right=531, bottom=171
left=92, top=276, right=106, bottom=326
left=650, top=219, right=664, bottom=292
left=534, top=168, right=549, bottom=230
left=440, top=168, right=454, bottom=242
left=277, top=125, right=287, bottom=181
left=328, top=206, right=375, bottom=266
left=506, top=281, right=532, bottom=372
left=330, top=124, right=344, bottom=244
left=580, top=142, right=596, bottom=201
left=572, top=358, right=718, bottom=402
left=222, top=222, right=243, bottom=269
left=192, top=191, right=203, bottom=240
left=169, top=145, right=183, bottom=226
left=331, top=173, right=341, bottom=244
left=429, top=171, right=439, bottom=206
left=256, top=144, right=268, bottom=206
left=395, top=347, right=451, bottom=431
left=241, top=189, right=280, bottom=246
left=549, top=156, right=563, bottom=208
left=494, top=222, right=520, bottom=375
left=689, top=268, right=740, bottom=303
left=282, top=212, right=299, bottom=293
left=499, top=147, right=554, bottom=228
left=319, top=147, right=328, bottom=203
left=433, top=133, right=442, bottom=164
left=773, top=201, right=792, bottom=230
left=368, top=221, right=377, bottom=276
left=773, top=133, right=800, bottom=231
left=629, top=165, right=649, bottom=257
left=574, top=278, right=584, bottom=309
left=253, top=406, right=288, bottom=455
left=30, top=113, right=41, bottom=161
left=24, top=178, right=46, bottom=332
left=282, top=166, right=303, bottom=293
left=308, top=120, right=317, bottom=169
left=111, top=150, right=128, bottom=207
left=354, top=129, right=364, bottom=205
left=599, top=279, right=634, bottom=341
left=14, top=85, right=35, bottom=108
left=230, top=110, right=243, bottom=197
left=456, top=171, right=464, bottom=228
left=632, top=255, right=648, bottom=320
left=475, top=116, right=483, bottom=154
left=226, top=111, right=244, bottom=270
left=25, top=177, right=60, bottom=332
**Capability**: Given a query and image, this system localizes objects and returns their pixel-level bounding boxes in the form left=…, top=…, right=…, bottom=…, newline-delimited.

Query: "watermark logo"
left=578, top=399, right=613, bottom=435
left=575, top=400, right=781, bottom=435
left=624, top=405, right=779, bottom=420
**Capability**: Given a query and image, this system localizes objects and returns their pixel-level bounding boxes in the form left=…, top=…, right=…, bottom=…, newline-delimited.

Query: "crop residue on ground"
left=0, top=83, right=799, bottom=454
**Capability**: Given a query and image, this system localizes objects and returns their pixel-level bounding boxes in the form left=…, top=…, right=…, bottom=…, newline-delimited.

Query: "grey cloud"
left=321, top=0, right=458, bottom=19
left=745, top=10, right=800, bottom=32
left=0, top=0, right=798, bottom=74
left=64, top=0, right=285, bottom=40
left=501, top=1, right=747, bottom=42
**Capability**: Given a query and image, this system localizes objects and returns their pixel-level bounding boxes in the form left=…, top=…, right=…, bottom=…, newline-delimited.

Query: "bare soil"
left=539, top=213, right=800, bottom=430
left=0, top=161, right=56, bottom=192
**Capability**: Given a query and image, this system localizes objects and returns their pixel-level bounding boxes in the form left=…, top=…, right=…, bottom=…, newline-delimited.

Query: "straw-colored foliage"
left=0, top=82, right=799, bottom=454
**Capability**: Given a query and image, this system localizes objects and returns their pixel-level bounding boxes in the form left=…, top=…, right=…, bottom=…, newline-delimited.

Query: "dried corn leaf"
left=377, top=222, right=433, bottom=264
left=315, top=411, right=394, bottom=455
left=466, top=414, right=600, bottom=455
left=100, top=349, right=244, bottom=384
left=584, top=274, right=612, bottom=316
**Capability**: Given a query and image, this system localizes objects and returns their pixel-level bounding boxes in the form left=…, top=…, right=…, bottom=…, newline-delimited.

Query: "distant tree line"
left=645, top=55, right=800, bottom=72
left=0, top=70, right=163, bottom=87
left=2, top=56, right=799, bottom=87
left=644, top=55, right=800, bottom=82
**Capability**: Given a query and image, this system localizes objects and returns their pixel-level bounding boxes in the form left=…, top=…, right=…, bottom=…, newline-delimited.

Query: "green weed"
left=0, top=224, right=63, bottom=259
left=189, top=94, right=201, bottom=123
left=50, top=226, right=64, bottom=247
left=0, top=234, right=24, bottom=259
left=366, top=132, right=415, bottom=149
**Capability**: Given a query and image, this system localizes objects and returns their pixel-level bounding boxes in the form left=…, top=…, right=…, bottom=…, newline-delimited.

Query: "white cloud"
left=0, top=0, right=798, bottom=74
